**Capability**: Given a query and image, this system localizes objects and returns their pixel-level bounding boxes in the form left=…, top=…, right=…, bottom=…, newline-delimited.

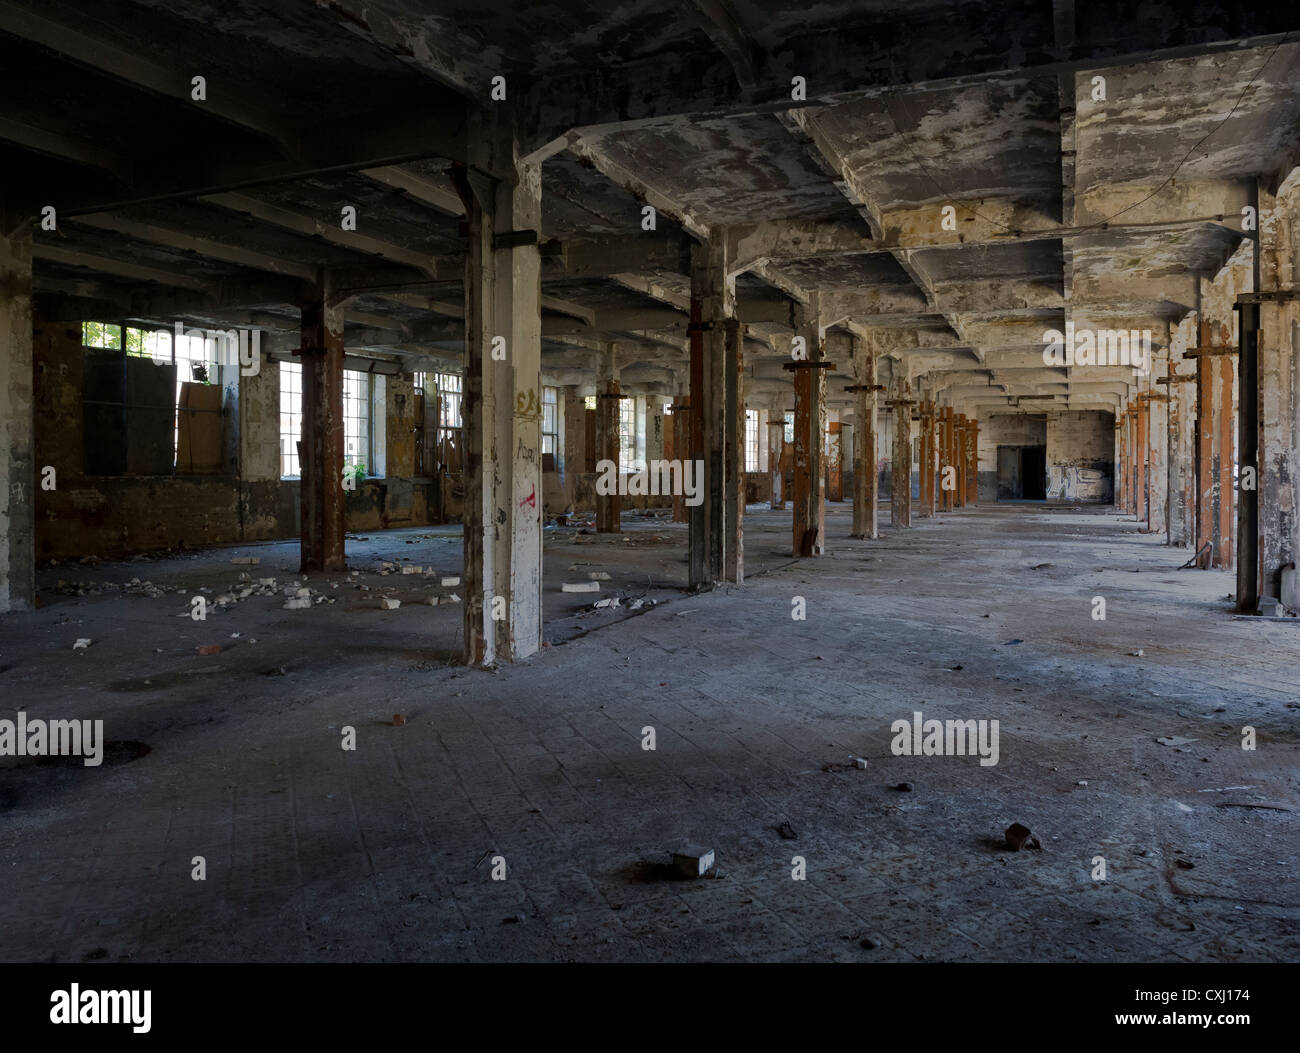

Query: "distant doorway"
left=997, top=445, right=1047, bottom=500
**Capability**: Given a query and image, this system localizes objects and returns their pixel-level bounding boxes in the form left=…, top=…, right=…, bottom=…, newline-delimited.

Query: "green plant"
left=349, top=463, right=367, bottom=481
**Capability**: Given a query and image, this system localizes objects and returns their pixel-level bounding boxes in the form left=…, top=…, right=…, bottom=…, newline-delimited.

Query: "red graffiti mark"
left=519, top=484, right=536, bottom=509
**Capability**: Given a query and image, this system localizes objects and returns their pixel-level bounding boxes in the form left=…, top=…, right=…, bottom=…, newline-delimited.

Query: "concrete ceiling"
left=7, top=0, right=1300, bottom=415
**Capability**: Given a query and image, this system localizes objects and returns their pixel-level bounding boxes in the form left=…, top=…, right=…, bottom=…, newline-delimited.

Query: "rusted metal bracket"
left=1182, top=345, right=1237, bottom=358
left=1156, top=374, right=1195, bottom=384
left=1237, top=290, right=1300, bottom=303
left=782, top=361, right=838, bottom=370
left=842, top=383, right=887, bottom=392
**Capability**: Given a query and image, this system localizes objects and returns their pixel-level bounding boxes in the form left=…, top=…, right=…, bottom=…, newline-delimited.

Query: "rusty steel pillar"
left=849, top=333, right=879, bottom=538
left=299, top=272, right=346, bottom=573
left=954, top=414, right=968, bottom=507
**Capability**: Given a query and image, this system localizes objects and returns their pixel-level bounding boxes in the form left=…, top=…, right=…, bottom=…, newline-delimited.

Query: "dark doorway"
left=997, top=445, right=1047, bottom=500
left=1021, top=446, right=1047, bottom=500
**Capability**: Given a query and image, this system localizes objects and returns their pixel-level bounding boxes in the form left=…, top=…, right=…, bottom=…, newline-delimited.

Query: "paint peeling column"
left=596, top=346, right=620, bottom=534
left=298, top=270, right=345, bottom=573
left=723, top=316, right=745, bottom=583
left=768, top=418, right=786, bottom=511
left=789, top=297, right=826, bottom=556
left=668, top=396, right=689, bottom=522
left=455, top=127, right=543, bottom=665
left=1255, top=175, right=1297, bottom=605
left=919, top=398, right=936, bottom=518
left=0, top=221, right=33, bottom=611
left=889, top=383, right=913, bottom=528
left=688, top=235, right=734, bottom=584
left=965, top=416, right=979, bottom=505
left=849, top=334, right=878, bottom=539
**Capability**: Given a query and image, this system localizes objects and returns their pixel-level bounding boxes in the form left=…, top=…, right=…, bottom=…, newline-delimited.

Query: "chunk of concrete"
left=1004, top=822, right=1041, bottom=851
left=282, top=596, right=311, bottom=610
left=563, top=581, right=600, bottom=593
left=670, top=845, right=715, bottom=878
left=380, top=597, right=401, bottom=610
left=588, top=571, right=610, bottom=580
left=72, top=638, right=92, bottom=650
left=401, top=565, right=422, bottom=575
left=230, top=556, right=259, bottom=565
left=441, top=576, right=461, bottom=587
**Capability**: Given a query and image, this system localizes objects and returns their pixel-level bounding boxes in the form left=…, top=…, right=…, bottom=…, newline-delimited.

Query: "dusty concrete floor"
left=1, top=502, right=1297, bottom=962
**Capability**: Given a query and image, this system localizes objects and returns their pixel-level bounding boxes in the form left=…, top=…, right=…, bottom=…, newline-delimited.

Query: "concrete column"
left=1255, top=177, right=1297, bottom=607
left=941, top=407, right=955, bottom=512
left=790, top=298, right=826, bottom=556
left=724, top=317, right=745, bottom=583
left=670, top=397, right=689, bottom=522
left=918, top=399, right=935, bottom=518
left=890, top=384, right=913, bottom=528
left=596, top=348, right=620, bottom=534
left=455, top=131, right=543, bottom=665
left=954, top=415, right=968, bottom=507
left=850, top=336, right=878, bottom=538
left=1194, top=306, right=1214, bottom=564
left=299, top=274, right=345, bottom=573
left=965, top=416, right=979, bottom=505
left=1135, top=397, right=1148, bottom=524
left=689, top=235, right=734, bottom=584
left=768, top=419, right=786, bottom=511
left=1216, top=353, right=1235, bottom=569
left=0, top=223, right=33, bottom=612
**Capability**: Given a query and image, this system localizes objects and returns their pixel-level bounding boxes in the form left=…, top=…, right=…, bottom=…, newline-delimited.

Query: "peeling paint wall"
left=1046, top=411, right=1114, bottom=502
left=32, top=320, right=439, bottom=560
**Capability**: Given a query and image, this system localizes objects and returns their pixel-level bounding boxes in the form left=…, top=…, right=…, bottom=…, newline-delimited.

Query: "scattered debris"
left=562, top=581, right=600, bottom=593
left=392, top=714, right=406, bottom=726
left=892, top=782, right=913, bottom=792
left=859, top=936, right=879, bottom=950
left=1214, top=801, right=1294, bottom=812
left=1004, top=639, right=1023, bottom=646
left=670, top=845, right=716, bottom=879
left=588, top=571, right=610, bottom=581
left=853, top=756, right=869, bottom=770
left=401, top=565, right=423, bottom=575
left=441, top=576, right=460, bottom=587
left=1004, top=823, right=1041, bottom=851
left=1174, top=858, right=1195, bottom=870
left=380, top=597, right=401, bottom=610
left=1130, top=649, right=1145, bottom=657
left=196, top=644, right=222, bottom=656
left=283, top=596, right=311, bottom=610
left=446, top=593, right=461, bottom=604
left=229, top=556, right=259, bottom=565
left=1076, top=779, right=1088, bottom=786
left=593, top=597, right=620, bottom=610
left=1030, top=563, right=1054, bottom=570
left=1156, top=736, right=1197, bottom=747
left=72, top=638, right=92, bottom=650
left=775, top=821, right=798, bottom=840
